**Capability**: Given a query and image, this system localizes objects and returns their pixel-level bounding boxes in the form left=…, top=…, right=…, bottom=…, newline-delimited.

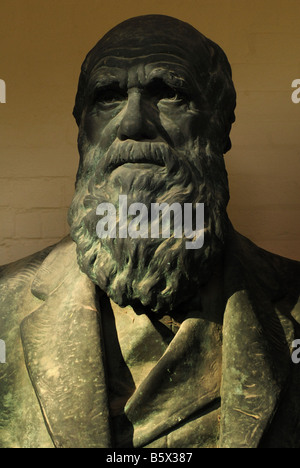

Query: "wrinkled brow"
left=87, top=67, right=128, bottom=96
left=145, top=65, right=194, bottom=94
left=86, top=61, right=202, bottom=100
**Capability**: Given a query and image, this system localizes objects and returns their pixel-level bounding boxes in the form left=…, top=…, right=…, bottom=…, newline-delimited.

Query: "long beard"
left=68, top=136, right=230, bottom=313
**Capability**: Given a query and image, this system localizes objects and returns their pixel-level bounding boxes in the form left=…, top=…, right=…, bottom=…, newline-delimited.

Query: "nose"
left=117, top=91, right=157, bottom=141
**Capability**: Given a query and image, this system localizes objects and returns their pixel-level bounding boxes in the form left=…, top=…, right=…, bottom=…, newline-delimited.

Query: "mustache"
left=96, top=140, right=177, bottom=176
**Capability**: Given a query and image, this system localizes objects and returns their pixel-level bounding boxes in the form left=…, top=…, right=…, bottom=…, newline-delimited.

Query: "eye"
left=94, top=87, right=127, bottom=106
left=146, top=79, right=185, bottom=103
left=162, top=89, right=180, bottom=102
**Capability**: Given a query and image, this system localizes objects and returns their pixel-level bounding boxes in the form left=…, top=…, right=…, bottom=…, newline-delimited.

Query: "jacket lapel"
left=20, top=237, right=112, bottom=448
left=219, top=233, right=294, bottom=448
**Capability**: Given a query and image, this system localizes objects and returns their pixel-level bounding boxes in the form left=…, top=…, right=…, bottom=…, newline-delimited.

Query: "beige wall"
left=0, top=0, right=299, bottom=264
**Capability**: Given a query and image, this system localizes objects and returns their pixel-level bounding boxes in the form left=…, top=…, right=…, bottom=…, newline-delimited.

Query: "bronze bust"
left=0, top=15, right=300, bottom=448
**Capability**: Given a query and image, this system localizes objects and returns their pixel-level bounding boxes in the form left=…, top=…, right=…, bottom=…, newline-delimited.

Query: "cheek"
left=158, top=107, right=201, bottom=148
left=83, top=110, right=121, bottom=148
left=83, top=113, right=102, bottom=145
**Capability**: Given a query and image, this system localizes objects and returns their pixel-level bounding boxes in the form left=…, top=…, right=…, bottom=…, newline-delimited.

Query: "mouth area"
left=102, top=141, right=170, bottom=174
left=110, top=156, right=165, bottom=172
left=117, top=160, right=164, bottom=168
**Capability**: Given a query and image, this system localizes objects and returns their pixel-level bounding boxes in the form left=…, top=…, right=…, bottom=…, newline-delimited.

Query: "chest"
left=101, top=296, right=223, bottom=448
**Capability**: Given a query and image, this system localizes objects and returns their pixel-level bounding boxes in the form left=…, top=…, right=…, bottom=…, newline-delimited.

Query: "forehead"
left=90, top=54, right=199, bottom=88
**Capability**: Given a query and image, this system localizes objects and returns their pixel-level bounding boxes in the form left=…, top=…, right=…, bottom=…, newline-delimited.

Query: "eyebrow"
left=144, top=62, right=197, bottom=95
left=87, top=61, right=198, bottom=98
left=87, top=67, right=127, bottom=96
left=147, top=71, right=189, bottom=93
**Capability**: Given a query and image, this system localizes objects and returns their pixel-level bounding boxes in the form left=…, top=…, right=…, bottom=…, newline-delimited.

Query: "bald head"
left=81, top=15, right=218, bottom=71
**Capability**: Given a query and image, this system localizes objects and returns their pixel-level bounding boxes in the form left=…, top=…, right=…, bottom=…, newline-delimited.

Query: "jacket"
left=0, top=231, right=300, bottom=448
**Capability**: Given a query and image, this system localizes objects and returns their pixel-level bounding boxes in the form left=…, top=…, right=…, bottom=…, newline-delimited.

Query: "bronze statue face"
left=68, top=15, right=235, bottom=313
left=83, top=50, right=210, bottom=157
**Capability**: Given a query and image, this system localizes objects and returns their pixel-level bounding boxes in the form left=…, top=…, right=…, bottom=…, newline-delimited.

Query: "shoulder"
left=233, top=230, right=300, bottom=303
left=0, top=243, right=58, bottom=326
left=0, top=244, right=55, bottom=289
left=0, top=236, right=79, bottom=321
